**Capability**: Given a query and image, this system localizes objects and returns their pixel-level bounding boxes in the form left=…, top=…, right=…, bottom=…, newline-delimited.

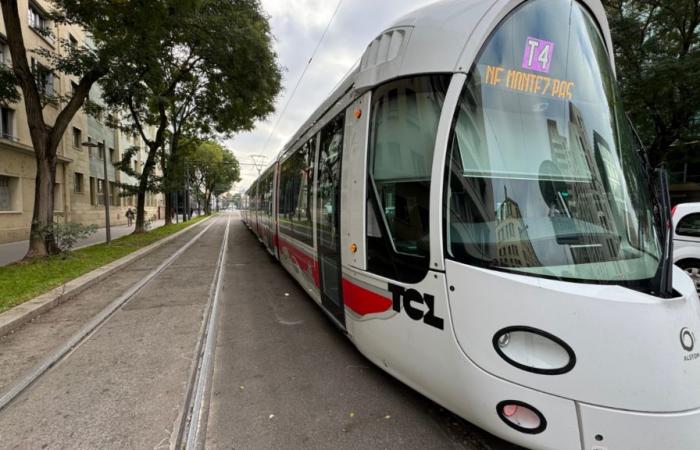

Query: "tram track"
left=0, top=215, right=225, bottom=425
left=173, top=214, right=230, bottom=450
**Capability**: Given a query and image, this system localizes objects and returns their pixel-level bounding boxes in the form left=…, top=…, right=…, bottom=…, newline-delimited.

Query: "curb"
left=0, top=216, right=213, bottom=338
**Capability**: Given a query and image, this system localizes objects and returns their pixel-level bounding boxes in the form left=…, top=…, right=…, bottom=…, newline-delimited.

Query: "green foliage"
left=603, top=0, right=700, bottom=165
left=184, top=139, right=242, bottom=202
left=0, top=65, right=20, bottom=105
left=89, top=0, right=280, bottom=219
left=0, top=214, right=211, bottom=313
left=53, top=222, right=97, bottom=253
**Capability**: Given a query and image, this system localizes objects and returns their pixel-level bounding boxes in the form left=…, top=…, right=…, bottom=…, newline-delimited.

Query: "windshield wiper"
left=653, top=167, right=674, bottom=298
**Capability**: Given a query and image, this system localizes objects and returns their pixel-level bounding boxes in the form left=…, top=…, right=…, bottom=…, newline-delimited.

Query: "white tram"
left=242, top=0, right=700, bottom=448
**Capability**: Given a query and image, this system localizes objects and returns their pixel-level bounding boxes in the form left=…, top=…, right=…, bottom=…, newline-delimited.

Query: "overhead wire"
left=260, top=0, right=345, bottom=155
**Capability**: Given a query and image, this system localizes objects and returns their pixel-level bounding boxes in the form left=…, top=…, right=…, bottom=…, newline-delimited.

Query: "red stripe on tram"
left=342, top=279, right=392, bottom=316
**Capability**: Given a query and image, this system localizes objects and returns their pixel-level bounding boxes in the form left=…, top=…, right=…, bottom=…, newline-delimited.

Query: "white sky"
left=224, top=0, right=439, bottom=191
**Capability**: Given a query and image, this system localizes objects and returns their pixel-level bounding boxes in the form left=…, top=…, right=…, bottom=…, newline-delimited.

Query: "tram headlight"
left=497, top=400, right=547, bottom=434
left=493, top=326, right=576, bottom=375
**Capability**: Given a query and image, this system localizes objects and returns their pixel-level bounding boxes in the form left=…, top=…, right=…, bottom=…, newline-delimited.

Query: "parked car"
left=673, top=202, right=700, bottom=292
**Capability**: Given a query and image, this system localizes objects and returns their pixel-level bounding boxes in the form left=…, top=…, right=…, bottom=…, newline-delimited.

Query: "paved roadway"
left=0, top=213, right=521, bottom=449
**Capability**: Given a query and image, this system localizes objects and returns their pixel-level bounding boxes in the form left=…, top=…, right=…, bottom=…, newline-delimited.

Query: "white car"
left=673, top=202, right=700, bottom=291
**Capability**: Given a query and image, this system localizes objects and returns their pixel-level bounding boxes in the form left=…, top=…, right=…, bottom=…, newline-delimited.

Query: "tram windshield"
left=445, top=0, right=663, bottom=286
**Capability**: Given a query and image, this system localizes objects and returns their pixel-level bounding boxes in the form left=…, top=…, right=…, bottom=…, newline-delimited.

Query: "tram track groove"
left=174, top=214, right=230, bottom=450
left=0, top=217, right=220, bottom=414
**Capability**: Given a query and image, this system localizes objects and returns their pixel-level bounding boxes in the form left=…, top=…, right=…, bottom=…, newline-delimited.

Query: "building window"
left=0, top=175, right=13, bottom=211
left=74, top=172, right=84, bottom=193
left=110, top=183, right=119, bottom=207
left=30, top=58, right=55, bottom=97
left=1, top=107, right=14, bottom=140
left=0, top=38, right=8, bottom=66
left=54, top=183, right=63, bottom=211
left=72, top=127, right=81, bottom=148
left=28, top=4, right=51, bottom=38
left=89, top=177, right=96, bottom=205
left=109, top=148, right=116, bottom=163
left=98, top=143, right=105, bottom=160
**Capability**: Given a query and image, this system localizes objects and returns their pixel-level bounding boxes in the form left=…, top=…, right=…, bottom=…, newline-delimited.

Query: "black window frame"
left=365, top=74, right=451, bottom=283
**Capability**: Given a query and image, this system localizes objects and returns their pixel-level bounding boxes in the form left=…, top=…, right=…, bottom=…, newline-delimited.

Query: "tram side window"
left=248, top=183, right=255, bottom=212
left=260, top=173, right=273, bottom=219
left=279, top=138, right=316, bottom=246
left=367, top=75, right=450, bottom=283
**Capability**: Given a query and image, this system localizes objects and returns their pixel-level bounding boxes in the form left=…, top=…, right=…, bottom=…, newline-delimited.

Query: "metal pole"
left=102, top=141, right=111, bottom=244
left=185, top=161, right=190, bottom=221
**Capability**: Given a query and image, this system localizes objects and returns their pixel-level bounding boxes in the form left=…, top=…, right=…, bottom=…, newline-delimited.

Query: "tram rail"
left=0, top=214, right=229, bottom=450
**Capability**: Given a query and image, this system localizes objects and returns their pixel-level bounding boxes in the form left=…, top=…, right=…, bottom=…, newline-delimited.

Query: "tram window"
left=677, top=214, right=700, bottom=238
left=317, top=113, right=344, bottom=249
left=279, top=137, right=316, bottom=246
left=444, top=0, right=662, bottom=288
left=260, top=173, right=273, bottom=218
left=367, top=75, right=450, bottom=282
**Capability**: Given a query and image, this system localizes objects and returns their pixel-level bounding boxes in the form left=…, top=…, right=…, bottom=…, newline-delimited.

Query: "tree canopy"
left=604, top=0, right=700, bottom=166
left=181, top=139, right=241, bottom=214
left=96, top=0, right=280, bottom=231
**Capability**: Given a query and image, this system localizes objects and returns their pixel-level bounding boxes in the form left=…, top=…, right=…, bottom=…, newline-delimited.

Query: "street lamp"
left=82, top=139, right=111, bottom=244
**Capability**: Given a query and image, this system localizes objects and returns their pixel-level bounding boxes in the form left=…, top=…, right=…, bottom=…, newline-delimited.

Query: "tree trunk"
left=164, top=192, right=173, bottom=226
left=134, top=190, right=147, bottom=233
left=26, top=143, right=60, bottom=257
left=133, top=144, right=158, bottom=233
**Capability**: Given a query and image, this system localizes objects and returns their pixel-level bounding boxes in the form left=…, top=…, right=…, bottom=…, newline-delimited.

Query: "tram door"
left=316, top=113, right=345, bottom=326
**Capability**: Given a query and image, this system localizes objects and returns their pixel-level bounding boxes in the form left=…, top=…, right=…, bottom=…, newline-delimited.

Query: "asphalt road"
left=0, top=213, right=521, bottom=449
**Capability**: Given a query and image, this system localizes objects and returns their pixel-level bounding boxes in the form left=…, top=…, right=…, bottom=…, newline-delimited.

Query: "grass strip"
left=0, top=215, right=211, bottom=313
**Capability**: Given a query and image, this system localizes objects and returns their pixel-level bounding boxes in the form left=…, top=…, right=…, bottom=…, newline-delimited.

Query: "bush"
left=53, top=222, right=98, bottom=252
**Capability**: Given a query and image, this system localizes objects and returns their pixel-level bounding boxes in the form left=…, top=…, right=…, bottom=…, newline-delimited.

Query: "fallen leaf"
left=284, top=293, right=290, bottom=297
left=349, top=412, right=355, bottom=418
left=384, top=415, right=391, bottom=420
left=239, top=386, right=245, bottom=390
left=269, top=414, right=275, bottom=419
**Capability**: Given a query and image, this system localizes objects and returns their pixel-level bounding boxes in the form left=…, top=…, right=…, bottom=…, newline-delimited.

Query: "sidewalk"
left=0, top=220, right=166, bottom=267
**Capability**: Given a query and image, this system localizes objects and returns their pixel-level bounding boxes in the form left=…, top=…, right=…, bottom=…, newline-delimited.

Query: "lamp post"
left=82, top=139, right=111, bottom=244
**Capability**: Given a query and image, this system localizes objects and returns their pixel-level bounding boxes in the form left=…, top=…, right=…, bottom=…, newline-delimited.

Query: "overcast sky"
left=225, top=0, right=439, bottom=190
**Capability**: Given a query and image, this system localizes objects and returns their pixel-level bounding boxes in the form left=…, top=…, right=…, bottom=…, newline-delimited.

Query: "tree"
left=603, top=0, right=700, bottom=165
left=100, top=0, right=281, bottom=232
left=186, top=140, right=241, bottom=215
left=0, top=1, right=114, bottom=257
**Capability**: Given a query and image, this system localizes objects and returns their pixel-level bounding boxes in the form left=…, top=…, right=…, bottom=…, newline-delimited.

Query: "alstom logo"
left=681, top=328, right=695, bottom=352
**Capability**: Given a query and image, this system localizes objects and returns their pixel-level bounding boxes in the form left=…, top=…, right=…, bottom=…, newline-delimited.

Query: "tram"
left=242, top=0, right=700, bottom=448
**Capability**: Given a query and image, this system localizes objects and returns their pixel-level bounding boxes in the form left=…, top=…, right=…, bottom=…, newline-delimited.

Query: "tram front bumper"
left=578, top=402, right=700, bottom=449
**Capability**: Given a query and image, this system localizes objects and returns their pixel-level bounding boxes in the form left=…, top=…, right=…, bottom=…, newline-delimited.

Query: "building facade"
left=0, top=0, right=163, bottom=244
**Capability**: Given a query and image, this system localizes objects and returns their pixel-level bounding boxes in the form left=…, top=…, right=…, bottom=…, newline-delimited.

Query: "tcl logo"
left=388, top=283, right=444, bottom=330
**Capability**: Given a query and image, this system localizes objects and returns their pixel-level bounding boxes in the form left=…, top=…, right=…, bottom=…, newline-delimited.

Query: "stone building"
left=0, top=0, right=163, bottom=244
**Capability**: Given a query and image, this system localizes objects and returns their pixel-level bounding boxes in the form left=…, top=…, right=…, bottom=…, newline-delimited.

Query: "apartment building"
left=0, top=1, right=163, bottom=244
